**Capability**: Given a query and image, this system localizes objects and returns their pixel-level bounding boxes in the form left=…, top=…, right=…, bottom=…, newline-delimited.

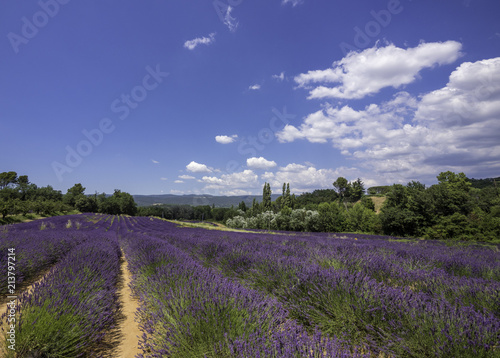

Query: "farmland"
left=1, top=214, right=499, bottom=357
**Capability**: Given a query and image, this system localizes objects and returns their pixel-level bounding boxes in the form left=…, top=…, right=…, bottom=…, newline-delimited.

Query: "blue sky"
left=1, top=0, right=499, bottom=195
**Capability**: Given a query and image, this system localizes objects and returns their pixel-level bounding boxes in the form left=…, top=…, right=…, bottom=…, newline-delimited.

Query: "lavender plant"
left=3, top=225, right=121, bottom=357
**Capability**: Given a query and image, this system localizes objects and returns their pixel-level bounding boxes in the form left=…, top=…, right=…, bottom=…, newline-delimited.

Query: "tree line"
left=226, top=172, right=500, bottom=241
left=3, top=169, right=498, bottom=241
left=0, top=171, right=137, bottom=221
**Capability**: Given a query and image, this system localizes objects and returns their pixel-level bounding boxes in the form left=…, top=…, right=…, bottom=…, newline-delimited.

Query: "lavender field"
left=1, top=214, right=499, bottom=357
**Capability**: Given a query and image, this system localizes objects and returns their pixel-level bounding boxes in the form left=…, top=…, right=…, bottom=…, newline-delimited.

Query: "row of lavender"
left=130, top=216, right=500, bottom=281
left=131, top=217, right=500, bottom=301
left=1, top=214, right=121, bottom=357
left=128, top=216, right=500, bottom=316
left=125, top=216, right=500, bottom=357
left=120, top=225, right=368, bottom=357
left=0, top=214, right=112, bottom=294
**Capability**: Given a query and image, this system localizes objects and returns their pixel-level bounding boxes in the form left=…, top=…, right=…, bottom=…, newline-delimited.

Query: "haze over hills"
left=133, top=194, right=281, bottom=208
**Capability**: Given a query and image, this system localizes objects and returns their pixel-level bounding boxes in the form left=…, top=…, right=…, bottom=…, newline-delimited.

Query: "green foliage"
left=262, top=182, right=272, bottom=211
left=332, top=177, right=365, bottom=203
left=64, top=183, right=86, bottom=207
left=238, top=200, right=247, bottom=212
left=347, top=203, right=378, bottom=233
left=468, top=176, right=500, bottom=189
left=367, top=185, right=392, bottom=195
left=0, top=171, right=138, bottom=221
left=350, top=178, right=364, bottom=202
left=295, top=189, right=338, bottom=209
left=333, top=177, right=350, bottom=202
left=360, top=196, right=375, bottom=211
left=96, top=190, right=137, bottom=216
left=0, top=171, right=18, bottom=189
left=75, top=195, right=98, bottom=213
left=137, top=204, right=239, bottom=223
left=377, top=173, right=500, bottom=240
left=318, top=202, right=347, bottom=232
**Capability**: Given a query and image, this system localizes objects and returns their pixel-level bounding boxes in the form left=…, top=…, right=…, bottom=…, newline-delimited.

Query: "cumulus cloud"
left=215, top=135, right=238, bottom=144
left=160, top=177, right=167, bottom=181
left=262, top=164, right=364, bottom=193
left=280, top=56, right=500, bottom=181
left=178, top=175, right=195, bottom=180
left=249, top=84, right=261, bottom=90
left=174, top=180, right=184, bottom=184
left=152, top=159, right=160, bottom=164
left=201, top=170, right=260, bottom=195
left=186, top=161, right=213, bottom=173
left=184, top=32, right=216, bottom=50
left=295, top=41, right=463, bottom=99
left=246, top=157, right=277, bottom=169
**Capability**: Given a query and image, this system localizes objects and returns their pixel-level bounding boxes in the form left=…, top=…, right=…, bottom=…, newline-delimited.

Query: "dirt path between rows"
left=0, top=255, right=143, bottom=357
left=114, top=253, right=142, bottom=358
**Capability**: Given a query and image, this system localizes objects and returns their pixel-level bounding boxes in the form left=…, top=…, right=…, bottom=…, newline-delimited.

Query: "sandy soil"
left=0, top=256, right=143, bottom=358
left=114, top=254, right=142, bottom=358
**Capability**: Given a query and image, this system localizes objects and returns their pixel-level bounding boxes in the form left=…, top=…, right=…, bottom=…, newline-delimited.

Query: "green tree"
left=0, top=171, right=18, bottom=189
left=249, top=197, right=260, bottom=216
left=238, top=201, right=247, bottom=212
left=318, top=202, right=347, bottom=232
left=333, top=177, right=350, bottom=203
left=350, top=178, right=365, bottom=202
left=35, top=185, right=62, bottom=201
left=75, top=196, right=98, bottom=213
left=347, top=203, right=377, bottom=233
left=0, top=199, right=14, bottom=219
left=360, top=196, right=375, bottom=211
left=430, top=171, right=472, bottom=217
left=262, top=182, right=272, bottom=211
left=64, top=183, right=86, bottom=207
left=17, top=175, right=30, bottom=201
left=367, top=186, right=392, bottom=195
left=279, top=182, right=292, bottom=210
left=285, top=183, right=291, bottom=208
left=295, top=189, right=338, bottom=208
left=379, top=183, right=424, bottom=237
left=114, top=190, right=138, bottom=216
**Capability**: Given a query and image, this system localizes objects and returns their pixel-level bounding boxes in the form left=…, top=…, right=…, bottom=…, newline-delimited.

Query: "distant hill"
left=133, top=194, right=281, bottom=207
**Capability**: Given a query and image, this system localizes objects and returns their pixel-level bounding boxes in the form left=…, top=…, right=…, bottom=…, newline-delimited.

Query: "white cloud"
left=282, top=0, right=304, bottom=6
left=279, top=57, right=500, bottom=181
left=246, top=157, right=277, bottom=169
left=178, top=175, right=195, bottom=180
left=224, top=6, right=239, bottom=32
left=174, top=180, right=184, bottom=184
left=249, top=84, right=261, bottom=90
left=152, top=159, right=159, bottom=164
left=295, top=41, right=463, bottom=99
left=272, top=72, right=285, bottom=81
left=186, top=161, right=213, bottom=173
left=160, top=177, right=168, bottom=181
left=201, top=170, right=260, bottom=195
left=215, top=135, right=238, bottom=144
left=262, top=164, right=363, bottom=193
left=184, top=32, right=216, bottom=50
